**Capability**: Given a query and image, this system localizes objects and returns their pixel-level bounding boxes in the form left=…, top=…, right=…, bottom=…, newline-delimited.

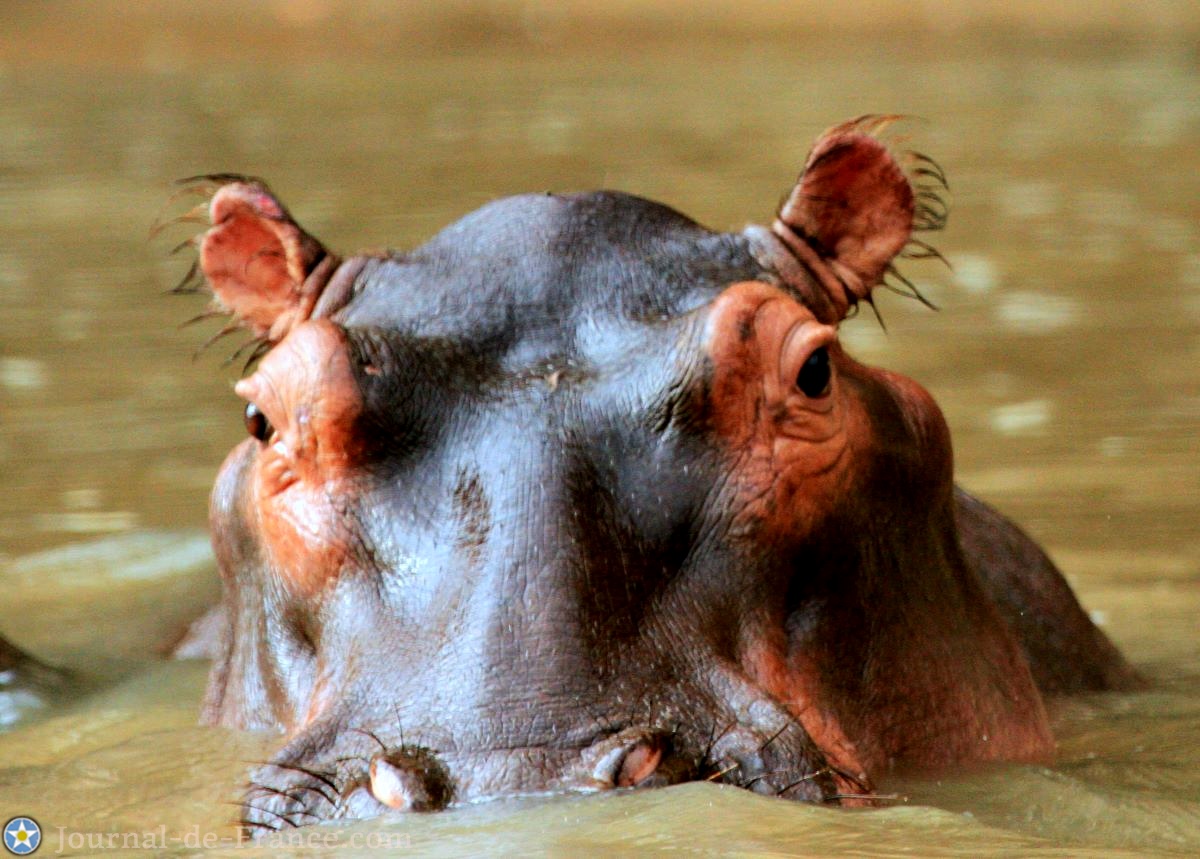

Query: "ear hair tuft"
left=769, top=117, right=950, bottom=322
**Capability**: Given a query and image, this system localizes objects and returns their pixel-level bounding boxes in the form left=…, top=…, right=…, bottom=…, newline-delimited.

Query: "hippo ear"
left=193, top=179, right=336, bottom=342
left=770, top=116, right=947, bottom=320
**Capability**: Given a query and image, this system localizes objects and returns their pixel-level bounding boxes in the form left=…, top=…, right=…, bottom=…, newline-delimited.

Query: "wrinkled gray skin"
left=185, top=179, right=1138, bottom=835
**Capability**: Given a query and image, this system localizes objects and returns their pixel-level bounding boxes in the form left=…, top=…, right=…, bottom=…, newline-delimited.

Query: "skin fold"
left=171, top=118, right=1140, bottom=836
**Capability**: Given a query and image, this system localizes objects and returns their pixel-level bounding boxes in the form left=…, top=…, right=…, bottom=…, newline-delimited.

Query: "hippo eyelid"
left=778, top=318, right=837, bottom=401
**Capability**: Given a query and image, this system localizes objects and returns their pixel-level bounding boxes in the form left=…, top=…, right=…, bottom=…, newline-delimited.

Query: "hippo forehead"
left=334, top=191, right=771, bottom=361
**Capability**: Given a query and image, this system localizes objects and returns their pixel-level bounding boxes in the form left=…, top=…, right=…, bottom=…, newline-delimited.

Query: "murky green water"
left=0, top=2, right=1197, bottom=855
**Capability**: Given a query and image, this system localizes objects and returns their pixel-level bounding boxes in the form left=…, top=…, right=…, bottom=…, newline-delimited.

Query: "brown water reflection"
left=0, top=2, right=1197, bottom=855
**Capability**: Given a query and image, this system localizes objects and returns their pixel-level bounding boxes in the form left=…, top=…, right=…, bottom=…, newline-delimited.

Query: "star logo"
left=2, top=817, right=40, bottom=855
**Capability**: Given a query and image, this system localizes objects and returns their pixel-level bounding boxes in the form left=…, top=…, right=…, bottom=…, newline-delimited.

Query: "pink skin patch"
left=234, top=320, right=365, bottom=597
left=703, top=284, right=872, bottom=792
left=614, top=740, right=663, bottom=788
left=703, top=281, right=851, bottom=540
left=368, top=758, right=412, bottom=810
left=706, top=284, right=1052, bottom=774
left=773, top=118, right=917, bottom=320
left=741, top=635, right=870, bottom=798
left=201, top=183, right=328, bottom=341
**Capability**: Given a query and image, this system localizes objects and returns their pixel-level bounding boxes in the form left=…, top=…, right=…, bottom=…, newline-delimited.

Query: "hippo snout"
left=241, top=701, right=843, bottom=835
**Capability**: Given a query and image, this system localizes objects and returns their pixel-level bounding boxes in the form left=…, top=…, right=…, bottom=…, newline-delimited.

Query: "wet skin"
left=173, top=118, right=1140, bottom=833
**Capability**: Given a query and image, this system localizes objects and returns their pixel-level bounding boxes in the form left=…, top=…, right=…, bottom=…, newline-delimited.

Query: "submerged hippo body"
left=177, top=118, right=1138, bottom=832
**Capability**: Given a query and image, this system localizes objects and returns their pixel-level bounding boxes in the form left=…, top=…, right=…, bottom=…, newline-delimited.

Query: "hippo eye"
left=243, top=402, right=273, bottom=442
left=796, top=347, right=831, bottom=399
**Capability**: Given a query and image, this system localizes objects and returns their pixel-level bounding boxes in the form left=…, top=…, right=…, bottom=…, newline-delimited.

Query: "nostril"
left=615, top=739, right=663, bottom=787
left=367, top=749, right=452, bottom=812
left=369, top=757, right=423, bottom=810
left=583, top=728, right=668, bottom=790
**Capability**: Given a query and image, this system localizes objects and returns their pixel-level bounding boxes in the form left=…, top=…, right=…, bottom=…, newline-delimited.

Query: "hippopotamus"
left=172, top=117, right=1139, bottom=834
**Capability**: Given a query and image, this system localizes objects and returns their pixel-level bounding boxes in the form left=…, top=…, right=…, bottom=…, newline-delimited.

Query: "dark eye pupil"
left=244, top=402, right=272, bottom=441
left=796, top=347, right=831, bottom=398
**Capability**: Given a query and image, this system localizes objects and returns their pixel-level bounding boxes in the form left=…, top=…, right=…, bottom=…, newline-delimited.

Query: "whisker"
left=148, top=203, right=210, bottom=240
left=223, top=335, right=264, bottom=368
left=239, top=800, right=300, bottom=829
left=704, top=762, right=740, bottom=782
left=900, top=238, right=952, bottom=269
left=914, top=201, right=949, bottom=233
left=757, top=724, right=789, bottom=756
left=164, top=259, right=204, bottom=296
left=740, top=767, right=794, bottom=790
left=884, top=265, right=938, bottom=310
left=259, top=761, right=340, bottom=796
left=701, top=719, right=735, bottom=763
left=168, top=235, right=199, bottom=256
left=906, top=152, right=949, bottom=189
left=912, top=167, right=950, bottom=190
left=776, top=767, right=832, bottom=797
left=180, top=308, right=232, bottom=329
left=176, top=172, right=269, bottom=187
left=163, top=184, right=217, bottom=209
left=193, top=322, right=242, bottom=360
left=850, top=113, right=907, bottom=137
left=349, top=727, right=389, bottom=757
left=237, top=817, right=279, bottom=836
left=332, top=753, right=373, bottom=768
left=826, top=763, right=872, bottom=795
left=253, top=783, right=334, bottom=811
left=392, top=704, right=408, bottom=751
left=915, top=189, right=949, bottom=211
left=863, top=293, right=887, bottom=331
left=242, top=339, right=274, bottom=373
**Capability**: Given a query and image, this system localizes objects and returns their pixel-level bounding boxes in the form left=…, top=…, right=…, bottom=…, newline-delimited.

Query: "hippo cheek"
left=234, top=319, right=369, bottom=597
left=249, top=464, right=357, bottom=600
left=859, top=360, right=955, bottom=497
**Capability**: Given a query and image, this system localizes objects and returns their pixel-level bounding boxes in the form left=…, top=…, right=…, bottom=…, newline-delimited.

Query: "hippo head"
left=174, top=118, right=1133, bottom=834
